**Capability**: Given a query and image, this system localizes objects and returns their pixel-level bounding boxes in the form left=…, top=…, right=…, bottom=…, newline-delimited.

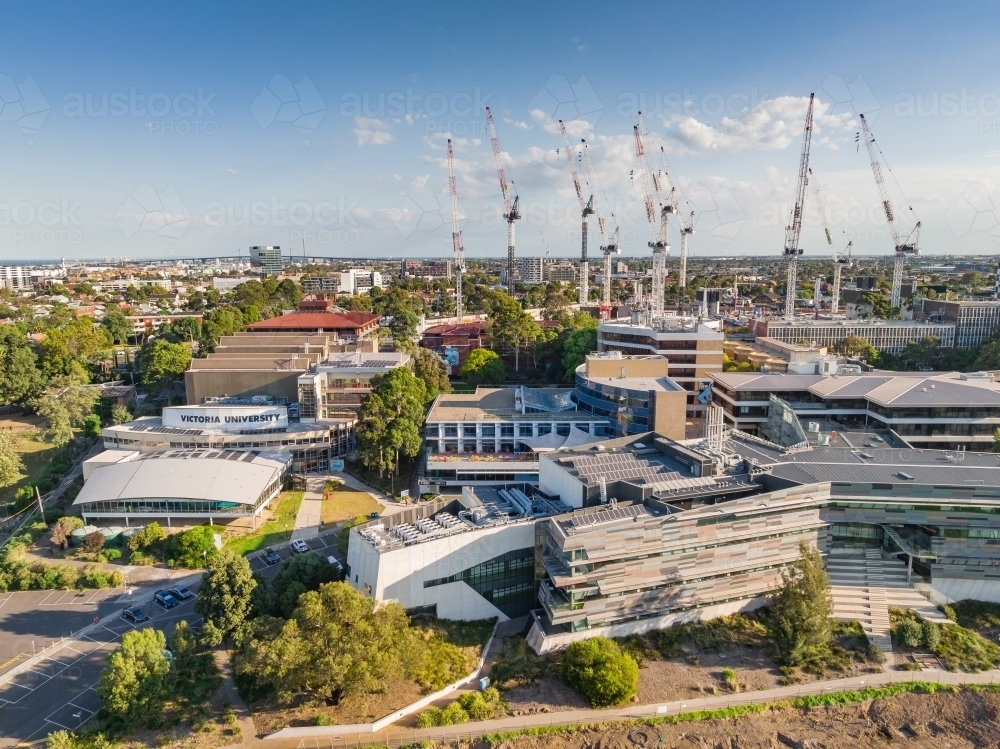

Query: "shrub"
left=415, top=702, right=471, bottom=727
left=939, top=603, right=958, bottom=623
left=922, top=621, right=941, bottom=650
left=315, top=714, right=331, bottom=726
left=81, top=532, right=105, bottom=554
left=457, top=687, right=503, bottom=720
left=50, top=516, right=84, bottom=549
left=897, top=619, right=923, bottom=648
left=721, top=667, right=738, bottom=692
left=560, top=637, right=639, bottom=707
left=164, top=525, right=220, bottom=569
left=104, top=549, right=122, bottom=561
left=128, top=522, right=165, bottom=552
left=129, top=552, right=155, bottom=566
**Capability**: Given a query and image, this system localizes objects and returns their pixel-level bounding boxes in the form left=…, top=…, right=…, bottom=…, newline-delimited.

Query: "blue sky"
left=1, top=0, right=999, bottom=261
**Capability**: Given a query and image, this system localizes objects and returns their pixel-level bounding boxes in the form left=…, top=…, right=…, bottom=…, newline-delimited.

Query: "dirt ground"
left=501, top=644, right=880, bottom=718
left=476, top=689, right=1000, bottom=749
left=0, top=413, right=45, bottom=433
left=251, top=678, right=424, bottom=733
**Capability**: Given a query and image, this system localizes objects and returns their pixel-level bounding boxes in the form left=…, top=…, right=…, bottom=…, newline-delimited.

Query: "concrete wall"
left=651, top=389, right=686, bottom=440
left=585, top=356, right=670, bottom=379
left=185, top=369, right=304, bottom=405
left=347, top=521, right=535, bottom=621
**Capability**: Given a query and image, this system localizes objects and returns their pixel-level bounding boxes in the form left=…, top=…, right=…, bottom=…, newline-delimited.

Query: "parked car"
left=168, top=586, right=194, bottom=601
left=122, top=607, right=149, bottom=624
left=291, top=539, right=309, bottom=555
left=263, top=547, right=281, bottom=565
left=154, top=590, right=178, bottom=609
left=326, top=556, right=344, bottom=578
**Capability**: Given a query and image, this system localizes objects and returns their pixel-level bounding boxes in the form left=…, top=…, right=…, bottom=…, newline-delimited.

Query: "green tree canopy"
left=97, top=627, right=171, bottom=727
left=485, top=292, right=540, bottom=371
left=412, top=347, right=451, bottom=403
left=32, top=377, right=101, bottom=446
left=234, top=582, right=418, bottom=705
left=0, top=431, right=25, bottom=489
left=0, top=327, right=44, bottom=405
left=561, top=327, right=598, bottom=381
left=101, top=309, right=133, bottom=345
left=560, top=636, right=639, bottom=707
left=139, top=339, right=192, bottom=390
left=357, top=367, right=427, bottom=477
left=459, top=348, right=506, bottom=387
left=768, top=541, right=834, bottom=668
left=195, top=550, right=257, bottom=645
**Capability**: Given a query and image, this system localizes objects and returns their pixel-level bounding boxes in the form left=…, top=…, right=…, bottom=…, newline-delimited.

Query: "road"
left=0, top=531, right=346, bottom=745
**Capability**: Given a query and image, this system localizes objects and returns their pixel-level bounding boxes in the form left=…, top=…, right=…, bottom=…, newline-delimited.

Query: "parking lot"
left=247, top=529, right=343, bottom=574
left=0, top=590, right=200, bottom=745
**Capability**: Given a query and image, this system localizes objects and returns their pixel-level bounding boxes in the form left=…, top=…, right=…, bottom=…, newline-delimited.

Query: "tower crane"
left=580, top=139, right=620, bottom=306
left=808, top=168, right=853, bottom=315
left=782, top=93, right=815, bottom=322
left=485, top=107, right=521, bottom=296
left=858, top=113, right=921, bottom=309
left=558, top=120, right=594, bottom=306
left=634, top=112, right=673, bottom=318
left=679, top=210, right=695, bottom=292
left=446, top=138, right=465, bottom=322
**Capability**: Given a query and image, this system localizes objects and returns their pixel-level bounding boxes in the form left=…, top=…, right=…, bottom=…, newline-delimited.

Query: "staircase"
left=827, top=547, right=951, bottom=662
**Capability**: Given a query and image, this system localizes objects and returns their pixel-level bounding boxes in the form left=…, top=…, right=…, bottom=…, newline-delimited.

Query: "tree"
left=357, top=368, right=426, bottom=478
left=560, top=637, right=639, bottom=707
left=234, top=582, right=417, bottom=705
left=164, top=525, right=219, bottom=568
left=0, top=328, right=44, bottom=405
left=412, top=347, right=451, bottom=404
left=194, top=550, right=257, bottom=645
left=111, top=405, right=133, bottom=425
left=32, top=378, right=101, bottom=446
left=50, top=516, right=84, bottom=549
left=561, top=327, right=597, bottom=381
left=485, top=292, right=540, bottom=371
left=0, top=431, right=25, bottom=489
left=101, top=309, right=133, bottom=345
left=83, top=414, right=102, bottom=438
left=97, top=628, right=171, bottom=727
left=768, top=541, right=834, bottom=668
left=459, top=349, right=505, bottom=387
left=266, top=552, right=340, bottom=618
left=139, top=339, right=191, bottom=390
left=832, top=334, right=870, bottom=358
left=388, top=309, right=419, bottom=342
left=37, top=317, right=111, bottom=379
left=82, top=531, right=105, bottom=553
left=127, top=522, right=165, bottom=552
left=861, top=291, right=898, bottom=320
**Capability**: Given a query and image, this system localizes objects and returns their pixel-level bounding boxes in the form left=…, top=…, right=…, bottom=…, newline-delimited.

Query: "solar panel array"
left=568, top=453, right=680, bottom=484
left=323, top=359, right=398, bottom=368
left=570, top=502, right=647, bottom=529
left=130, top=425, right=205, bottom=436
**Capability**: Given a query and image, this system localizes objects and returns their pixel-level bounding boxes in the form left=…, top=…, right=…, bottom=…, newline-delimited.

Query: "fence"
left=263, top=667, right=1000, bottom=747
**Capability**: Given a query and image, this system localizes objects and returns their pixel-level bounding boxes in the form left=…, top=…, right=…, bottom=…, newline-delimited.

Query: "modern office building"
left=75, top=448, right=289, bottom=528
left=749, top=318, right=956, bottom=353
left=708, top=369, right=1000, bottom=450
left=0, top=265, right=29, bottom=290
left=296, top=350, right=410, bottom=420
left=921, top=299, right=1000, bottom=349
left=597, top=316, right=724, bottom=423
left=574, top=352, right=688, bottom=438
left=249, top=246, right=283, bottom=276
left=101, top=399, right=355, bottom=474
left=420, top=387, right=612, bottom=494
left=337, top=269, right=384, bottom=295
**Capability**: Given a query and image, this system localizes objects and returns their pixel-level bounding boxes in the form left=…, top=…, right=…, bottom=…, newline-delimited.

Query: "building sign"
left=162, top=406, right=288, bottom=431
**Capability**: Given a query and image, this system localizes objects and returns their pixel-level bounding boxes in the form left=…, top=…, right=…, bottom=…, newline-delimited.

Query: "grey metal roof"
left=74, top=450, right=288, bottom=506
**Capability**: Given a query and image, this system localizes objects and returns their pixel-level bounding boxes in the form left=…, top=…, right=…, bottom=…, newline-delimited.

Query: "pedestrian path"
left=291, top=478, right=324, bottom=541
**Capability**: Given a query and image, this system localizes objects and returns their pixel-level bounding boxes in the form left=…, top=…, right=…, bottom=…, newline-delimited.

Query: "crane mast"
left=783, top=94, right=815, bottom=321
left=581, top=139, right=619, bottom=306
left=634, top=113, right=672, bottom=318
left=679, top=211, right=695, bottom=291
left=485, top=107, right=520, bottom=296
left=446, top=139, right=465, bottom=322
left=808, top=168, right=852, bottom=315
left=559, top=121, right=594, bottom=306
left=858, top=113, right=920, bottom=309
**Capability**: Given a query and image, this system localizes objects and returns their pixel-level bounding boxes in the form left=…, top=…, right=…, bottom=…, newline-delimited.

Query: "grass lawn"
left=224, top=491, right=303, bottom=557
left=0, top=432, right=58, bottom=506
left=321, top=488, right=380, bottom=525
left=345, top=457, right=417, bottom=499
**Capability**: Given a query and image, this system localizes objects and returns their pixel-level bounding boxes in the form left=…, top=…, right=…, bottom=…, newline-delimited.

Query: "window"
left=481, top=425, right=496, bottom=437
left=537, top=424, right=552, bottom=436
left=443, top=424, right=458, bottom=437
left=501, top=424, right=515, bottom=437
left=518, top=425, right=533, bottom=437
left=463, top=425, right=477, bottom=437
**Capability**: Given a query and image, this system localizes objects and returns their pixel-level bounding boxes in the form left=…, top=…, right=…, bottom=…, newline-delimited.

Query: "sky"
left=2, top=0, right=1000, bottom=263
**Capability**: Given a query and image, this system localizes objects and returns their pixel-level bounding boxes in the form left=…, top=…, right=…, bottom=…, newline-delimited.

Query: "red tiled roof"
left=423, top=322, right=485, bottom=336
left=246, top=312, right=379, bottom=332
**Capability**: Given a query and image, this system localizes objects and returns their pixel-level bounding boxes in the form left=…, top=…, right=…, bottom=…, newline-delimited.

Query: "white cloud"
left=226, top=168, right=238, bottom=175
left=504, top=117, right=533, bottom=131
left=662, top=96, right=856, bottom=154
left=353, top=116, right=394, bottom=146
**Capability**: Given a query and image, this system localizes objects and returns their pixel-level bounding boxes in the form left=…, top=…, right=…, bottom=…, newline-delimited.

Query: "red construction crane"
left=634, top=112, right=673, bottom=318
left=858, top=113, right=920, bottom=309
left=485, top=107, right=521, bottom=295
left=782, top=93, right=814, bottom=321
left=446, top=139, right=465, bottom=322
left=559, top=120, right=594, bottom=306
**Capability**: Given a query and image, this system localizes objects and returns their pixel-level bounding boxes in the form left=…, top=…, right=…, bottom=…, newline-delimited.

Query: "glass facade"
left=423, top=547, right=536, bottom=617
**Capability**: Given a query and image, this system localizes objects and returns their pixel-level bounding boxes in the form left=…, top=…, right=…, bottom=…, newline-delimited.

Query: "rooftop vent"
left=898, top=471, right=915, bottom=480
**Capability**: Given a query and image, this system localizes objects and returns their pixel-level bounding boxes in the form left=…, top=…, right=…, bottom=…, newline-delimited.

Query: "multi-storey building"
left=302, top=275, right=341, bottom=293
left=249, top=246, right=283, bottom=276
left=921, top=299, right=1000, bottom=349
left=574, top=353, right=688, bottom=438
left=596, top=316, right=724, bottom=424
left=544, top=262, right=576, bottom=283
left=403, top=260, right=452, bottom=279
left=516, top=257, right=544, bottom=285
left=421, top=387, right=612, bottom=493
left=709, top=369, right=1000, bottom=451
left=750, top=318, right=956, bottom=353
left=0, top=265, right=29, bottom=290
left=297, top=350, right=409, bottom=420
